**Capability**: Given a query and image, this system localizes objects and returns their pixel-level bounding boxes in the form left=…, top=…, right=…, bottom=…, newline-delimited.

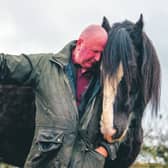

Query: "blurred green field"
left=0, top=163, right=15, bottom=168
left=131, top=163, right=167, bottom=168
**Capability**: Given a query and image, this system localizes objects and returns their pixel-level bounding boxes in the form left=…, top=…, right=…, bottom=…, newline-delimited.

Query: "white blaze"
left=100, top=62, right=124, bottom=141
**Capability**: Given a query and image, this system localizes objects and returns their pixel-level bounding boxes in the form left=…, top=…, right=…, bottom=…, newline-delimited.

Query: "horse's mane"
left=141, top=33, right=161, bottom=113
left=102, top=16, right=161, bottom=115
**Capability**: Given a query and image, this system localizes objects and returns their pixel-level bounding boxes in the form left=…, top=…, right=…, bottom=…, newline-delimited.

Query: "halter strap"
left=110, top=112, right=133, bottom=143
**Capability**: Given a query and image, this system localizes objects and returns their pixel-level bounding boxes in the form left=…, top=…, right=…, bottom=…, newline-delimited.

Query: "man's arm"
left=0, top=53, right=43, bottom=86
left=98, top=141, right=120, bottom=160
left=95, top=129, right=120, bottom=160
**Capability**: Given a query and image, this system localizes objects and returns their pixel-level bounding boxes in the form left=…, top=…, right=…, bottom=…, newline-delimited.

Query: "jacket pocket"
left=36, top=129, right=64, bottom=153
left=83, top=150, right=105, bottom=168
left=28, top=129, right=64, bottom=167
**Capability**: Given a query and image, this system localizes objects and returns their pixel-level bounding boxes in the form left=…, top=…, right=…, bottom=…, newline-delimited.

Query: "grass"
left=131, top=163, right=168, bottom=168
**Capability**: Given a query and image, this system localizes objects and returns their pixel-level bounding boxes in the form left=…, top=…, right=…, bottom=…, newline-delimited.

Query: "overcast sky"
left=0, top=0, right=167, bottom=120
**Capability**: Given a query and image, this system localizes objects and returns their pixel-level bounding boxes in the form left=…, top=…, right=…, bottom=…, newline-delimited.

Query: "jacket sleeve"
left=0, top=53, right=43, bottom=86
left=99, top=140, right=120, bottom=161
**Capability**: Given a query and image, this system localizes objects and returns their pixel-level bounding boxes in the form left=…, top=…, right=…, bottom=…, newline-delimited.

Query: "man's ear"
left=77, top=38, right=83, bottom=45
left=76, top=39, right=83, bottom=50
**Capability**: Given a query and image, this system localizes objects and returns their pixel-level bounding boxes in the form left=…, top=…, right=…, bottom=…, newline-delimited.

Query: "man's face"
left=74, top=38, right=106, bottom=69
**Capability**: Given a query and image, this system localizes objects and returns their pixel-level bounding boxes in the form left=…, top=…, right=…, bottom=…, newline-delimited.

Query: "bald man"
left=0, top=25, right=118, bottom=168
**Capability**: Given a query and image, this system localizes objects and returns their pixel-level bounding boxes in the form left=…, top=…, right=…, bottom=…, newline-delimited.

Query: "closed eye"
left=92, top=50, right=100, bottom=54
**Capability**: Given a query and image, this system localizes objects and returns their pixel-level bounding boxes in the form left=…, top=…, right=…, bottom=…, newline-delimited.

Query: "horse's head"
left=100, top=15, right=161, bottom=143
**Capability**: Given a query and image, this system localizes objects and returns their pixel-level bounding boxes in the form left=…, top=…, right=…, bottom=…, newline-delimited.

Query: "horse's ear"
left=132, top=14, right=144, bottom=49
left=134, top=14, right=144, bottom=34
left=101, top=16, right=111, bottom=33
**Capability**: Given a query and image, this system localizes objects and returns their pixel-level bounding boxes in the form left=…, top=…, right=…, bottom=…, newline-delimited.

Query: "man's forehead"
left=84, top=36, right=107, bottom=50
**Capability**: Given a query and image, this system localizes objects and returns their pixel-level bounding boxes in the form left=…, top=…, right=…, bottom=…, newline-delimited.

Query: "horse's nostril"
left=113, top=127, right=120, bottom=138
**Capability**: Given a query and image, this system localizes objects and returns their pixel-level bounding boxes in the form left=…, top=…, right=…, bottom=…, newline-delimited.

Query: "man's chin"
left=81, top=63, right=92, bottom=69
left=82, top=63, right=99, bottom=72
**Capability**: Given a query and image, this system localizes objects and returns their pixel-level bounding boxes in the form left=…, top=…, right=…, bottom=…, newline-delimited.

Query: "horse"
left=0, top=85, right=35, bottom=166
left=100, top=15, right=161, bottom=167
left=0, top=15, right=161, bottom=168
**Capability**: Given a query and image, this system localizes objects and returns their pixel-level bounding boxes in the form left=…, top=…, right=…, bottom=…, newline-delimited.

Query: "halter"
left=110, top=112, right=133, bottom=143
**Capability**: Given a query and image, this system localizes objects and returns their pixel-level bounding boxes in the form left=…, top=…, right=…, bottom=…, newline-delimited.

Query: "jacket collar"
left=50, top=40, right=76, bottom=68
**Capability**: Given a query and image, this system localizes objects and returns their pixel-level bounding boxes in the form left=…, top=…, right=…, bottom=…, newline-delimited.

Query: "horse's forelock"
left=102, top=22, right=137, bottom=89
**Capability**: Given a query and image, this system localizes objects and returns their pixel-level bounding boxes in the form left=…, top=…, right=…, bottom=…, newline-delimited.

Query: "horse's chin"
left=113, top=113, right=130, bottom=139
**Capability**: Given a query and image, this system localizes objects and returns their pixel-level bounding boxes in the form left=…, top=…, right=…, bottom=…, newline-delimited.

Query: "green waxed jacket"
left=0, top=41, right=118, bottom=168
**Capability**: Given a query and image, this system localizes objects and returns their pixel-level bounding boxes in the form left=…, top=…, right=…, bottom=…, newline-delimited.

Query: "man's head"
left=72, top=24, right=108, bottom=71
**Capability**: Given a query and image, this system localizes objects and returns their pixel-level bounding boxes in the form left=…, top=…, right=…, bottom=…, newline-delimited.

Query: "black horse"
left=100, top=15, right=161, bottom=167
left=0, top=85, right=35, bottom=166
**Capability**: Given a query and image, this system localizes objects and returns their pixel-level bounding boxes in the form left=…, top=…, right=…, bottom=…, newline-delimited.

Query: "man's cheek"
left=81, top=51, right=90, bottom=60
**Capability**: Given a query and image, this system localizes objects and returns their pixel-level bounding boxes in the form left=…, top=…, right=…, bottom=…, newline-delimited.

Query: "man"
left=0, top=24, right=118, bottom=168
